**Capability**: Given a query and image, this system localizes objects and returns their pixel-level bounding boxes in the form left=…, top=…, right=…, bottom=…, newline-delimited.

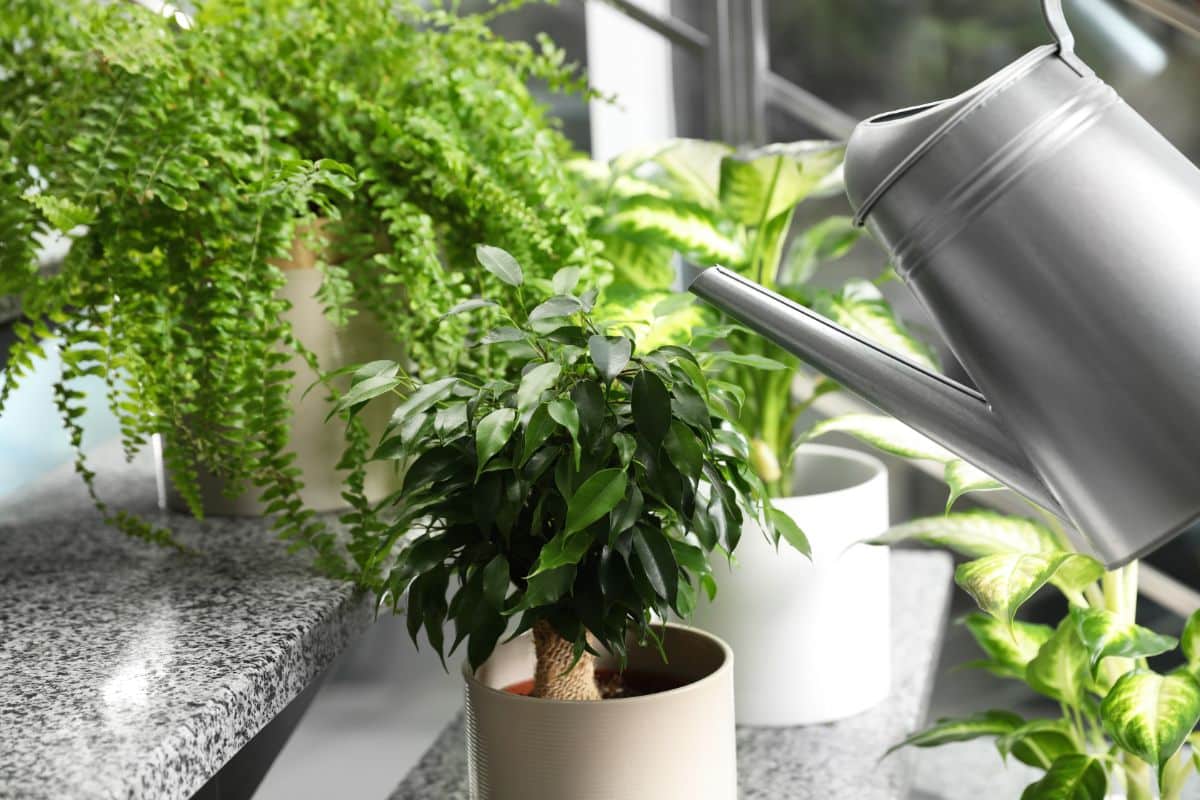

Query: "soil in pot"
left=502, top=669, right=689, bottom=699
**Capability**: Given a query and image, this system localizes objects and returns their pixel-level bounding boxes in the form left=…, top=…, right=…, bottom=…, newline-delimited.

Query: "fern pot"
left=692, top=443, right=890, bottom=726
left=463, top=623, right=736, bottom=800
left=160, top=224, right=399, bottom=515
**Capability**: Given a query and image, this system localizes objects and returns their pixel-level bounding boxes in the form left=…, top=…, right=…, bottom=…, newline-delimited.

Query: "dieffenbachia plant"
left=331, top=246, right=805, bottom=698
left=808, top=416, right=1200, bottom=800
left=571, top=139, right=935, bottom=497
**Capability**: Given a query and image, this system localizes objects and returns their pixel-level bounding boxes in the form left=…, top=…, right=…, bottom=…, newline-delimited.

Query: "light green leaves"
left=529, top=295, right=582, bottom=320
left=517, top=362, right=561, bottom=414
left=875, top=511, right=1060, bottom=559
left=1181, top=609, right=1200, bottom=670
left=780, top=215, right=862, bottom=285
left=1070, top=606, right=1177, bottom=669
left=803, top=414, right=952, bottom=462
left=884, top=710, right=1023, bottom=757
left=1101, top=670, right=1200, bottom=783
left=552, top=267, right=581, bottom=295
left=476, top=244, right=523, bottom=286
left=588, top=335, right=632, bottom=382
left=955, top=552, right=1103, bottom=629
left=1026, top=619, right=1092, bottom=707
left=440, top=297, right=498, bottom=320
left=963, top=612, right=1054, bottom=681
left=768, top=506, right=811, bottom=557
left=606, top=196, right=746, bottom=267
left=564, top=469, right=628, bottom=536
left=1019, top=755, right=1106, bottom=800
left=475, top=408, right=517, bottom=476
left=814, top=280, right=939, bottom=371
left=943, top=460, right=1005, bottom=511
left=24, top=193, right=97, bottom=232
left=718, top=141, right=843, bottom=226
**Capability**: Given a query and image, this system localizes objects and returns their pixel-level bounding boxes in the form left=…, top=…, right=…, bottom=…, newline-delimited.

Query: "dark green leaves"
left=632, top=526, right=678, bottom=604
left=517, top=362, right=562, bottom=414
left=475, top=408, right=516, bottom=476
left=1019, top=755, right=1106, bottom=800
left=565, top=469, right=628, bottom=536
left=476, top=244, right=524, bottom=286
left=632, top=369, right=671, bottom=446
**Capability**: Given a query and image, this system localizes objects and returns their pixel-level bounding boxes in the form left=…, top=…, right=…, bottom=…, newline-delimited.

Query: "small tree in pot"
left=333, top=245, right=798, bottom=701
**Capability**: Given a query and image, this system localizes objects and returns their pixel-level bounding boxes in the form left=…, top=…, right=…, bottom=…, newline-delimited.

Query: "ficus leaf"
left=482, top=554, right=510, bottom=611
left=552, top=266, right=581, bottom=295
left=475, top=408, right=517, bottom=476
left=631, top=526, right=677, bottom=604
left=769, top=507, right=811, bottom=558
left=588, top=335, right=632, bottom=382
left=476, top=244, right=524, bottom=286
left=564, top=468, right=628, bottom=536
left=517, top=362, right=562, bottom=414
left=439, top=297, right=498, bottom=320
left=530, top=295, right=583, bottom=320
left=632, top=369, right=671, bottom=446
left=547, top=397, right=581, bottom=468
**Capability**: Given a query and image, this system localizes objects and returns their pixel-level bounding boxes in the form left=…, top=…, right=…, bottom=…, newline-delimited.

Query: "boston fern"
left=1, top=0, right=603, bottom=544
left=333, top=247, right=791, bottom=699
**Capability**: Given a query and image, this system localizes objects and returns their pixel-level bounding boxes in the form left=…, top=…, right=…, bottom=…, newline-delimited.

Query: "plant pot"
left=159, top=224, right=401, bottom=515
left=463, top=623, right=736, bottom=800
left=691, top=443, right=890, bottom=726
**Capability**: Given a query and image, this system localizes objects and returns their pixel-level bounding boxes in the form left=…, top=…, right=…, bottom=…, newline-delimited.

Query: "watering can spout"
left=688, top=267, right=1065, bottom=518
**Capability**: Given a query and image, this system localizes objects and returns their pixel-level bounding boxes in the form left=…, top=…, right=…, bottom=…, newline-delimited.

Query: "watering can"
left=689, top=0, right=1200, bottom=568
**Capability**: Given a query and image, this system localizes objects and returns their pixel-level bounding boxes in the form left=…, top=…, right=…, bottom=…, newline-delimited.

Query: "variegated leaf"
left=995, top=720, right=1078, bottom=770
left=780, top=215, right=862, bottom=286
left=814, top=280, right=939, bottom=371
left=649, top=138, right=732, bottom=208
left=1026, top=618, right=1092, bottom=707
left=1019, top=754, right=1106, bottom=800
left=1101, top=670, right=1200, bottom=782
left=874, top=510, right=1060, bottom=558
left=955, top=552, right=1102, bottom=628
left=1181, top=609, right=1200, bottom=669
left=944, top=459, right=1005, bottom=511
left=883, top=710, right=1023, bottom=758
left=963, top=612, right=1054, bottom=680
left=606, top=195, right=746, bottom=267
left=718, top=141, right=843, bottom=226
left=801, top=414, right=953, bottom=463
left=1070, top=606, right=1177, bottom=669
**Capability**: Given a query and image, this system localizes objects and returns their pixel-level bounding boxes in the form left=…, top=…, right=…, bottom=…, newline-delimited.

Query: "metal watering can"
left=690, top=0, right=1200, bottom=567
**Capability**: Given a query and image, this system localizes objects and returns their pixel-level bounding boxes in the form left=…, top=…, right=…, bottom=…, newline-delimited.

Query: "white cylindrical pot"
left=692, top=443, right=890, bottom=726
left=463, top=624, right=736, bottom=800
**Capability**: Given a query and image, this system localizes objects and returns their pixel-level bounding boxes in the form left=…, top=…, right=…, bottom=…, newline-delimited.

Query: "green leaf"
left=607, top=195, right=746, bottom=267
left=478, top=327, right=526, bottom=346
left=963, top=612, right=1054, bottom=680
left=531, top=528, right=598, bottom=575
left=476, top=244, right=524, bottom=286
left=769, top=507, right=811, bottom=557
left=814, top=280, right=939, bottom=370
left=884, top=710, right=1024, bottom=757
left=1181, top=610, right=1200, bottom=668
left=874, top=510, right=1060, bottom=558
left=529, top=295, right=583, bottom=320
left=803, top=414, right=953, bottom=463
left=708, top=351, right=789, bottom=371
left=547, top=397, right=581, bottom=467
left=588, top=335, right=632, bottom=382
left=780, top=215, right=863, bottom=286
left=515, top=566, right=576, bottom=611
left=649, top=138, right=732, bottom=207
left=610, top=485, right=645, bottom=538
left=632, top=369, right=671, bottom=446
left=565, top=469, right=628, bottom=536
left=632, top=526, right=678, bottom=604
left=517, top=362, right=562, bottom=414
left=482, top=554, right=510, bottom=610
left=25, top=193, right=98, bottom=232
left=613, top=432, right=638, bottom=468
left=552, top=267, right=582, bottom=295
left=663, top=421, right=704, bottom=480
left=718, top=147, right=812, bottom=226
left=955, top=552, right=1102, bottom=628
left=521, top=404, right=557, bottom=465
left=335, top=373, right=402, bottom=414
left=944, top=460, right=1005, bottom=510
left=391, top=377, right=459, bottom=424
left=440, top=298, right=498, bottom=320
left=1019, top=755, right=1106, bottom=800
left=1101, top=670, right=1200, bottom=782
left=1026, top=618, right=1092, bottom=707
left=1070, top=606, right=1178, bottom=669
left=475, top=408, right=517, bottom=476
left=996, top=720, right=1078, bottom=770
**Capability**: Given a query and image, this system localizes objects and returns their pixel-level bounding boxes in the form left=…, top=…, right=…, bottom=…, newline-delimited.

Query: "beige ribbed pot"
left=161, top=222, right=401, bottom=515
left=463, top=623, right=737, bottom=800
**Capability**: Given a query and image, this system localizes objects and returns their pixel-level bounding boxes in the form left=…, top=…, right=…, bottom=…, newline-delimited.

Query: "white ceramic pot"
left=692, top=443, right=891, bottom=726
left=463, top=623, right=736, bottom=800
left=160, top=226, right=400, bottom=515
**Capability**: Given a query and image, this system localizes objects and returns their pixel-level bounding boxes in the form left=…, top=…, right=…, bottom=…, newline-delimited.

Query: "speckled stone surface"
left=0, top=441, right=372, bottom=800
left=390, top=549, right=954, bottom=800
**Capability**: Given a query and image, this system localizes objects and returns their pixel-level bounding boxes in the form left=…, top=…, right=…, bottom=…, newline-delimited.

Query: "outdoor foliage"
left=574, top=139, right=932, bottom=497
left=333, top=247, right=792, bottom=669
left=0, top=0, right=602, bottom=544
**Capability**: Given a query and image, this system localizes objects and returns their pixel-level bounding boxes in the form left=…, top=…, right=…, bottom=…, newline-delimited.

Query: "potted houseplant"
left=574, top=138, right=936, bottom=724
left=330, top=246, right=792, bottom=798
left=806, top=414, right=1200, bottom=800
left=0, top=0, right=604, bottom=541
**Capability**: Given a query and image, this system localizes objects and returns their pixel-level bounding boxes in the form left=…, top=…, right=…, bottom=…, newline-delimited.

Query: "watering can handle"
left=1042, top=0, right=1089, bottom=74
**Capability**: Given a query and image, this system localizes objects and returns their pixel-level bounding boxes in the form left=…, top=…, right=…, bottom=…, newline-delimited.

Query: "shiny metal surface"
left=692, top=0, right=1200, bottom=567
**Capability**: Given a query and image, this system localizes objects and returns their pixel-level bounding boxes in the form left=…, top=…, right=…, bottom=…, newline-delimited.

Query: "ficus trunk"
left=531, top=620, right=601, bottom=701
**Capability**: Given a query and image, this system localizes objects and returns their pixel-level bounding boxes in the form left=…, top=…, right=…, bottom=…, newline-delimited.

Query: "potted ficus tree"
left=330, top=246, right=789, bottom=799
left=806, top=414, right=1200, bottom=800
left=574, top=138, right=937, bottom=724
left=1, top=0, right=603, bottom=541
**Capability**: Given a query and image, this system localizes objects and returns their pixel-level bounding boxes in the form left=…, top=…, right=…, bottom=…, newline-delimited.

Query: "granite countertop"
left=0, top=441, right=372, bottom=800
left=391, top=549, right=955, bottom=800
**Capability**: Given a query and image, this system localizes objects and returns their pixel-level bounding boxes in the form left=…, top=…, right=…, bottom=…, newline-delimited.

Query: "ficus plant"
left=0, top=0, right=604, bottom=545
left=806, top=414, right=1200, bottom=800
left=572, top=138, right=934, bottom=498
left=329, top=246, right=806, bottom=698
